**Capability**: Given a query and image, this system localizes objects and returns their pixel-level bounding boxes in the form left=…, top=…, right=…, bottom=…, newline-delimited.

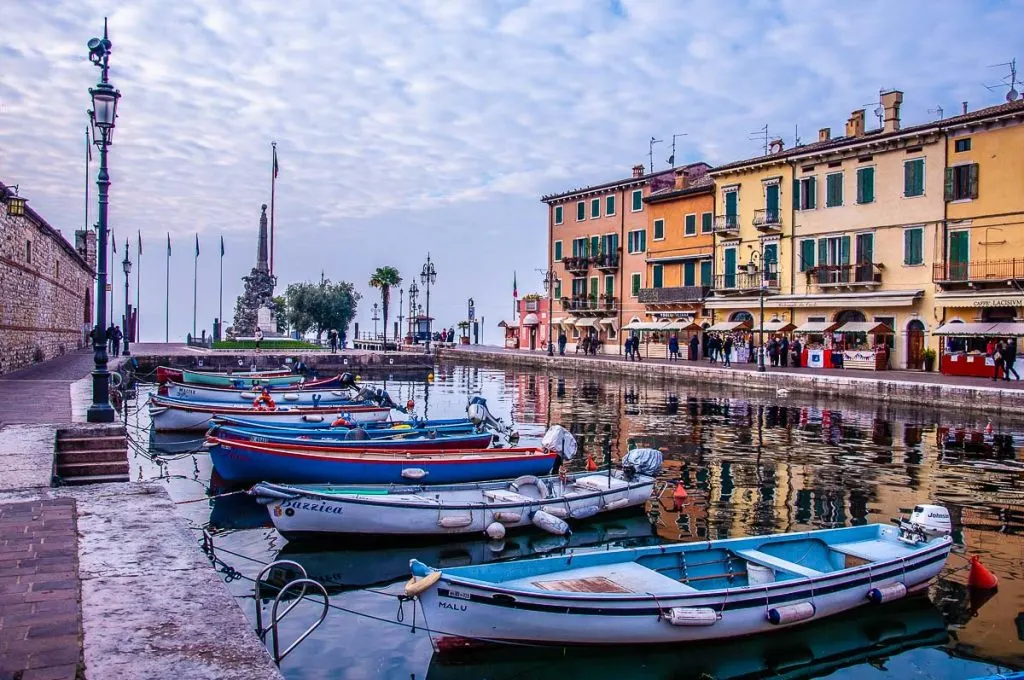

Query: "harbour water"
left=132, top=362, right=1024, bottom=679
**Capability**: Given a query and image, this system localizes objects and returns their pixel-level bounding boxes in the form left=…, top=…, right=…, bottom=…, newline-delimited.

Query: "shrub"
left=212, top=340, right=321, bottom=350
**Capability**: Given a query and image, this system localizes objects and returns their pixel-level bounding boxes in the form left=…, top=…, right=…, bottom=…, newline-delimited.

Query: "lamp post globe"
left=420, top=254, right=437, bottom=354
left=121, top=241, right=131, bottom=356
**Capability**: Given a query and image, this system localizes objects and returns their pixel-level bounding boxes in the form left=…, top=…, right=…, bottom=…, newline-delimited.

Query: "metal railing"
left=713, top=271, right=780, bottom=291
left=593, top=250, right=620, bottom=271
left=933, top=259, right=1024, bottom=283
left=562, top=256, right=589, bottom=274
left=753, top=208, right=782, bottom=230
left=713, top=215, right=740, bottom=233
left=808, top=262, right=883, bottom=286
left=638, top=286, right=711, bottom=304
left=560, top=295, right=616, bottom=313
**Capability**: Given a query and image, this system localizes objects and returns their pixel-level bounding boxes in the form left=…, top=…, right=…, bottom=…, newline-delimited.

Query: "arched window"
left=907, top=319, right=925, bottom=332
left=729, top=311, right=753, bottom=323
left=834, top=309, right=866, bottom=324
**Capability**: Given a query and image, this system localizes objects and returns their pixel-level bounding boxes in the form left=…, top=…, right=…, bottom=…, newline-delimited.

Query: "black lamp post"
left=397, top=288, right=404, bottom=345
left=539, top=268, right=555, bottom=356
left=420, top=253, right=437, bottom=354
left=372, top=302, right=379, bottom=338
left=86, top=19, right=121, bottom=423
left=121, top=238, right=131, bottom=356
left=408, top=282, right=419, bottom=342
left=746, top=246, right=776, bottom=373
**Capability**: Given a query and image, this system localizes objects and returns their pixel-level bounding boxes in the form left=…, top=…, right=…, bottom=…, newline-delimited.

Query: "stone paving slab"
left=0, top=350, right=96, bottom=427
left=0, top=498, right=82, bottom=680
left=0, top=425, right=58, bottom=492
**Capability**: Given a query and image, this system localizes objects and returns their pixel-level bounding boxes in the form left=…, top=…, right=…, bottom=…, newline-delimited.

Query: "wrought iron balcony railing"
left=932, top=259, right=1024, bottom=284
left=713, top=271, right=780, bottom=292
left=807, top=263, right=882, bottom=287
left=560, top=295, right=616, bottom=314
left=638, top=286, right=711, bottom=304
left=752, top=208, right=782, bottom=231
left=562, top=256, right=589, bottom=274
left=593, top=250, right=620, bottom=272
left=713, top=215, right=740, bottom=234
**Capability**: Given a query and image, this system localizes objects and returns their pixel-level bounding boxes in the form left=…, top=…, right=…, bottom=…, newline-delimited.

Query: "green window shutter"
left=554, top=280, right=561, bottom=298
left=826, top=174, right=842, bottom=207
left=807, top=177, right=816, bottom=209
left=685, top=214, right=696, bottom=235
left=916, top=161, right=925, bottom=195
left=725, top=191, right=737, bottom=218
left=905, top=159, right=924, bottom=197
left=913, top=230, right=923, bottom=264
left=800, top=239, right=814, bottom=271
left=944, top=168, right=954, bottom=201
left=590, top=277, right=598, bottom=298
left=904, top=230, right=913, bottom=265
left=701, top=212, right=712, bottom=233
left=857, top=168, right=874, bottom=204
left=577, top=202, right=586, bottom=220
left=631, top=273, right=641, bottom=296
left=766, top=184, right=780, bottom=217
left=969, top=163, right=979, bottom=199
left=700, top=260, right=712, bottom=286
left=554, top=241, right=562, bottom=261
left=606, top=195, right=615, bottom=215
left=683, top=261, right=695, bottom=286
left=653, top=265, right=663, bottom=288
left=554, top=206, right=563, bottom=224
left=632, top=190, right=643, bottom=211
left=605, top=275, right=614, bottom=296
left=840, top=235, right=851, bottom=265
left=818, top=238, right=827, bottom=267
left=654, top=220, right=664, bottom=239
left=904, top=162, right=913, bottom=197
left=724, top=248, right=736, bottom=287
left=639, top=231, right=646, bottom=252
left=591, top=198, right=600, bottom=218
left=793, top=179, right=801, bottom=210
left=856, top=233, right=873, bottom=263
left=590, top=236, right=600, bottom=257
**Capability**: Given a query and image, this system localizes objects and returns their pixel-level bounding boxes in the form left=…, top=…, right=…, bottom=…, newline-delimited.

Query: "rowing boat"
left=212, top=424, right=495, bottom=451
left=211, top=415, right=479, bottom=437
left=180, top=368, right=304, bottom=388
left=406, top=506, right=954, bottom=649
left=162, top=373, right=353, bottom=403
left=148, top=394, right=389, bottom=432
left=156, top=366, right=294, bottom=384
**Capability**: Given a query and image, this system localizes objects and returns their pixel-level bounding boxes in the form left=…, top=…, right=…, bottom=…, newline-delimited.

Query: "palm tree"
left=369, top=266, right=402, bottom=351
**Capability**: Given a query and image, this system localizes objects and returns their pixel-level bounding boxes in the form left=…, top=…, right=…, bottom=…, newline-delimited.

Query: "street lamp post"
left=408, top=282, right=419, bottom=342
left=746, top=245, right=776, bottom=373
left=372, top=303, right=380, bottom=338
left=122, top=238, right=131, bottom=356
left=397, top=288, right=404, bottom=346
left=420, top=253, right=437, bottom=354
left=538, top=268, right=555, bottom=356
left=86, top=19, right=121, bottom=423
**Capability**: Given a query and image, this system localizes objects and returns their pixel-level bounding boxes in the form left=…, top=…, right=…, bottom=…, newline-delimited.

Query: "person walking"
left=768, top=337, right=779, bottom=367
left=254, top=327, right=264, bottom=352
left=632, top=333, right=641, bottom=361
left=792, top=337, right=802, bottom=368
left=623, top=335, right=632, bottom=361
left=106, top=323, right=117, bottom=355
left=709, top=335, right=718, bottom=364
left=668, top=334, right=679, bottom=361
left=111, top=325, right=122, bottom=357
left=779, top=336, right=790, bottom=368
left=723, top=335, right=733, bottom=367
left=1005, top=338, right=1020, bottom=380
left=689, top=334, right=699, bottom=362
left=747, top=335, right=755, bottom=363
left=328, top=328, right=338, bottom=353
left=558, top=330, right=567, bottom=356
left=992, top=340, right=1005, bottom=381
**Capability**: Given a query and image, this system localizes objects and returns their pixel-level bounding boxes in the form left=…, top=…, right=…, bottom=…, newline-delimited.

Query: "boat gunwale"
left=165, top=375, right=343, bottom=393
left=150, top=395, right=387, bottom=415
left=214, top=426, right=494, bottom=450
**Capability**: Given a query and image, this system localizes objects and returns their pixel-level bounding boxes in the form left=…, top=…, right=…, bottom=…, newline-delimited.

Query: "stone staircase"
left=54, top=424, right=130, bottom=485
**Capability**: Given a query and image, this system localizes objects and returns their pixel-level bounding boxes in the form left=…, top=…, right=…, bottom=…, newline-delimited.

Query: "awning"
left=521, top=313, right=540, bottom=326
left=664, top=319, right=701, bottom=331
left=934, top=290, right=1024, bottom=308
left=750, top=320, right=797, bottom=333
left=550, top=317, right=568, bottom=326
left=574, top=318, right=597, bottom=328
left=497, top=320, right=518, bottom=328
left=793, top=321, right=840, bottom=334
left=934, top=321, right=1024, bottom=337
left=598, top=318, right=618, bottom=329
left=622, top=319, right=669, bottom=331
left=835, top=321, right=893, bottom=334
left=704, top=290, right=923, bottom=310
left=707, top=321, right=752, bottom=332
left=988, top=322, right=1024, bottom=336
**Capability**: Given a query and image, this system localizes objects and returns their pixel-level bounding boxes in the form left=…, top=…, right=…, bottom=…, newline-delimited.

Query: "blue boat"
left=207, top=436, right=563, bottom=485
left=211, top=414, right=479, bottom=437
left=210, top=424, right=495, bottom=451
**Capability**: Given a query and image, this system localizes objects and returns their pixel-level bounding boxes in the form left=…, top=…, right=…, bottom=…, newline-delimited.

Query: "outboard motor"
left=541, top=425, right=578, bottom=463
left=621, top=447, right=663, bottom=480
left=354, top=386, right=376, bottom=404
left=466, top=397, right=510, bottom=435
left=339, top=372, right=357, bottom=389
left=376, top=389, right=402, bottom=412
left=895, top=504, right=951, bottom=545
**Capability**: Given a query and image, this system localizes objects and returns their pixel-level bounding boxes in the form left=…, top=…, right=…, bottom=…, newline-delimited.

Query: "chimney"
left=845, top=109, right=866, bottom=138
left=632, top=164, right=645, bottom=178
left=674, top=168, right=687, bottom=190
left=818, top=127, right=831, bottom=142
left=962, top=101, right=968, bottom=115
left=880, top=90, right=903, bottom=133
left=768, top=138, right=784, bottom=154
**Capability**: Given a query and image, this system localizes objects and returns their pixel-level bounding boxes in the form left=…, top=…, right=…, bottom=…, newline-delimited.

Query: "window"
left=955, top=138, right=971, bottom=153
left=572, top=237, right=587, bottom=258
left=605, top=195, right=616, bottom=216
left=25, top=240, right=31, bottom=264
left=684, top=214, right=696, bottom=236
left=794, top=176, right=816, bottom=210
left=683, top=261, right=696, bottom=286
left=701, top=212, right=712, bottom=234
left=764, top=183, right=780, bottom=221
left=553, top=279, right=562, bottom=299
left=723, top=247, right=736, bottom=288
left=630, top=272, right=641, bottom=297
left=903, top=227, right=923, bottom=265
left=627, top=230, right=646, bottom=254
left=700, top=260, right=712, bottom=286
left=577, top=201, right=586, bottom=221
left=572, top=277, right=587, bottom=296
left=590, top=235, right=600, bottom=259
left=604, top=274, right=614, bottom=297
left=723, top=190, right=738, bottom=226
left=554, top=205, right=563, bottom=225
left=904, top=159, right=925, bottom=197
left=825, top=172, right=843, bottom=207
left=590, top=198, right=600, bottom=219
left=799, top=239, right=815, bottom=272
left=631, top=189, right=643, bottom=212
left=763, top=243, right=779, bottom=283
left=601, top=233, right=619, bottom=256
left=653, top=264, right=663, bottom=288
left=589, top=277, right=598, bottom=298
left=856, top=167, right=874, bottom=204
left=653, top=219, right=665, bottom=240
left=554, top=241, right=563, bottom=261
left=817, top=236, right=850, bottom=283
left=945, top=164, right=978, bottom=201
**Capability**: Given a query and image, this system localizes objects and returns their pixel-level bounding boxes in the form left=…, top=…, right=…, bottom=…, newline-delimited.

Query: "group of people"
left=989, top=338, right=1020, bottom=381
left=97, top=323, right=124, bottom=356
left=664, top=331, right=804, bottom=368
left=577, top=332, right=601, bottom=356
left=432, top=327, right=457, bottom=344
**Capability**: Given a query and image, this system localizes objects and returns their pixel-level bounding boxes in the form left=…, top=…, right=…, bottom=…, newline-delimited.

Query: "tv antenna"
left=648, top=137, right=663, bottom=174
left=793, top=123, right=801, bottom=147
left=667, top=133, right=686, bottom=167
left=927, top=105, right=944, bottom=120
left=749, top=124, right=769, bottom=155
left=864, top=91, right=885, bottom=128
left=984, top=58, right=1022, bottom=102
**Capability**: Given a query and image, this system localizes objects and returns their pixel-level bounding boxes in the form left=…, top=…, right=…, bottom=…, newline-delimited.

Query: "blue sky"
left=2, top=0, right=1022, bottom=342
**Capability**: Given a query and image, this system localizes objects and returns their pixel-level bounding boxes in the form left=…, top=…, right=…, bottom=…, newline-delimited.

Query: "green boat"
left=180, top=368, right=303, bottom=388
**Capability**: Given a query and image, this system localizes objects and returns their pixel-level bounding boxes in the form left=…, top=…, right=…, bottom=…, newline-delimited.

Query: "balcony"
left=807, top=263, right=883, bottom=288
left=713, top=215, right=740, bottom=236
left=562, top=256, right=589, bottom=275
left=752, top=208, right=782, bottom=232
left=713, top=271, right=781, bottom=293
left=933, top=259, right=1024, bottom=286
left=593, top=249, right=620, bottom=273
left=560, top=294, right=616, bottom=315
left=638, top=286, right=711, bottom=305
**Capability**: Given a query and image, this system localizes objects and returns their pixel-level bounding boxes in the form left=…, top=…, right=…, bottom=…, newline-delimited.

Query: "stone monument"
left=232, top=204, right=278, bottom=336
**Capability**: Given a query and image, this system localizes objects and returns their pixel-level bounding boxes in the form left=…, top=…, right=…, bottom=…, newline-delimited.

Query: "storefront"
left=791, top=321, right=893, bottom=370
left=933, top=321, right=1024, bottom=378
left=621, top=318, right=701, bottom=359
left=705, top=320, right=753, bottom=363
left=793, top=321, right=840, bottom=368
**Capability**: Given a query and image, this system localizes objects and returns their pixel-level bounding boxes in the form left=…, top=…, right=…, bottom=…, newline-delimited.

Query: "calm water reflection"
left=133, top=362, right=1024, bottom=679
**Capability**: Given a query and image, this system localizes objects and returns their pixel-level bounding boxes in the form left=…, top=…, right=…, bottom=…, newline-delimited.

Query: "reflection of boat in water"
left=262, top=515, right=658, bottom=595
left=208, top=490, right=273, bottom=532
left=426, top=596, right=949, bottom=680
left=148, top=431, right=208, bottom=455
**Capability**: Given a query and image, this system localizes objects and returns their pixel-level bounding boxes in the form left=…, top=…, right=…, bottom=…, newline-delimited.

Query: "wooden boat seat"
left=505, top=562, right=698, bottom=595
left=483, top=489, right=535, bottom=504
left=733, top=549, right=823, bottom=578
left=829, top=539, right=914, bottom=563
left=573, top=475, right=629, bottom=492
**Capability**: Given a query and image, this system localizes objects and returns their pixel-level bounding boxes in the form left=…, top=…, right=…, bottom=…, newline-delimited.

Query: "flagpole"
left=193, top=235, right=199, bottom=338
left=270, top=142, right=277, bottom=276
left=218, top=235, right=224, bottom=338
left=165, top=234, right=170, bottom=342
left=85, top=126, right=90, bottom=235
left=136, top=232, right=141, bottom=342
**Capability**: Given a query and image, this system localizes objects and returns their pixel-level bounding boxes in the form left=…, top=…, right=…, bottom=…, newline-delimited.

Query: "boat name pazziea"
left=276, top=501, right=344, bottom=515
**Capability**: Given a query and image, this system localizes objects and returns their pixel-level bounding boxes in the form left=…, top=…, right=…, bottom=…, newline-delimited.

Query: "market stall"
left=793, top=321, right=840, bottom=368
left=706, top=320, right=752, bottom=364
left=622, top=319, right=670, bottom=358
left=833, top=321, right=894, bottom=370
left=498, top=320, right=519, bottom=349
left=934, top=321, right=1024, bottom=378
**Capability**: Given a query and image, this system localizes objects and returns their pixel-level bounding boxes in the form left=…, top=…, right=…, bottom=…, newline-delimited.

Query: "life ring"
left=331, top=418, right=353, bottom=428
left=404, top=570, right=441, bottom=597
left=110, top=372, right=123, bottom=387
left=509, top=475, right=549, bottom=500
left=252, top=391, right=276, bottom=410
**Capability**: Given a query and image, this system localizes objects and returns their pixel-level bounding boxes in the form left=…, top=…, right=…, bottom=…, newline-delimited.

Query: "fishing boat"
left=213, top=424, right=495, bottom=451
left=180, top=367, right=304, bottom=388
left=162, top=373, right=354, bottom=402
left=251, top=447, right=659, bottom=539
left=148, top=394, right=390, bottom=432
left=212, top=414, right=479, bottom=437
left=406, top=505, right=954, bottom=649
left=156, top=366, right=294, bottom=385
left=206, top=428, right=574, bottom=485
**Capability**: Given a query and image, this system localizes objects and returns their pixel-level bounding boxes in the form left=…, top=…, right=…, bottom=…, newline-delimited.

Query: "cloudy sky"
left=2, top=0, right=1021, bottom=342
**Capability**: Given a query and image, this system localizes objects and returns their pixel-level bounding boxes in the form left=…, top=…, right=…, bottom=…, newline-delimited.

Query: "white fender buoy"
left=544, top=506, right=569, bottom=519
left=302, top=415, right=325, bottom=423
left=493, top=511, right=522, bottom=524
left=867, top=582, right=907, bottom=604
left=485, top=522, right=506, bottom=540
left=437, top=515, right=473, bottom=529
left=509, top=475, right=550, bottom=500
left=767, top=602, right=815, bottom=625
left=532, top=510, right=569, bottom=536
left=665, top=607, right=718, bottom=627
left=240, top=391, right=258, bottom=400
left=402, top=468, right=428, bottom=480
left=569, top=505, right=601, bottom=520
left=404, top=570, right=441, bottom=597
left=283, top=393, right=299, bottom=401
left=603, top=498, right=630, bottom=511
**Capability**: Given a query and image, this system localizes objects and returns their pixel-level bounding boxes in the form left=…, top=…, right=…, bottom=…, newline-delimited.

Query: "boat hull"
left=208, top=438, right=558, bottom=485
left=254, top=473, right=654, bottom=537
left=157, top=366, right=293, bottom=384
left=166, top=382, right=358, bottom=405
left=215, top=426, right=495, bottom=451
left=412, top=525, right=952, bottom=648
left=213, top=415, right=476, bottom=435
left=181, top=368, right=302, bottom=388
left=148, top=396, right=389, bottom=432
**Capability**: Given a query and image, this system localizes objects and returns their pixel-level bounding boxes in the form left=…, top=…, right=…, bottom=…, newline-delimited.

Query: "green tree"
left=271, top=295, right=288, bottom=334
left=285, top=279, right=359, bottom=344
left=369, top=266, right=402, bottom=351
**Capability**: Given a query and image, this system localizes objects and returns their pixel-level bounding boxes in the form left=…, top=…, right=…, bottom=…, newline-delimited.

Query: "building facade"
left=1, top=182, right=96, bottom=375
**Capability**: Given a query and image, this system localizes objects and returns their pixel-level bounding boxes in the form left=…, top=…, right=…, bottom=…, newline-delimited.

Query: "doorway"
left=906, top=319, right=925, bottom=369
left=529, top=327, right=537, bottom=350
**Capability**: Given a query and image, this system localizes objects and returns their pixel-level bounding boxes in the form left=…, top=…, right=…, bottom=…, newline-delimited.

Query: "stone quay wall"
left=0, top=184, right=96, bottom=376
left=129, top=350, right=433, bottom=378
left=441, top=348, right=1024, bottom=417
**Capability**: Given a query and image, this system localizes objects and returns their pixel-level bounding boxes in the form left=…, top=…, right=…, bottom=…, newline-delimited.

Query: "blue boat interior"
left=416, top=525, right=936, bottom=594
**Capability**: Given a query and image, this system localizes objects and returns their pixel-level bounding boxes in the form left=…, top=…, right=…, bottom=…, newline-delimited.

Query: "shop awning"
left=598, top=318, right=618, bottom=329
left=988, top=322, right=1024, bottom=336
left=664, top=319, right=701, bottom=331
left=622, top=319, right=669, bottom=331
left=793, top=321, right=840, bottom=334
left=750, top=320, right=797, bottom=333
left=934, top=321, right=1024, bottom=337
left=835, top=321, right=893, bottom=334
left=573, top=318, right=597, bottom=328
left=521, top=313, right=540, bottom=326
left=706, top=321, right=752, bottom=332
left=550, top=317, right=568, bottom=326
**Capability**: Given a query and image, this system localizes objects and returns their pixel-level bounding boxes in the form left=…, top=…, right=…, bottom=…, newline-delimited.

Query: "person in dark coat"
left=992, top=340, right=1006, bottom=381
left=668, top=334, right=679, bottom=360
left=747, top=335, right=755, bottom=363
left=558, top=331, right=567, bottom=356
left=768, top=338, right=779, bottom=366
left=723, top=335, right=733, bottom=367
left=632, top=333, right=641, bottom=361
left=1005, top=338, right=1020, bottom=380
left=689, top=334, right=699, bottom=362
left=709, top=335, right=718, bottom=364
left=779, top=336, right=790, bottom=367
left=106, top=323, right=117, bottom=355
left=792, top=338, right=802, bottom=368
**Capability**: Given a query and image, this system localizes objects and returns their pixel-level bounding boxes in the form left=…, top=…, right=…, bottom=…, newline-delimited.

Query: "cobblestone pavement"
left=0, top=498, right=82, bottom=680
left=0, top=351, right=97, bottom=426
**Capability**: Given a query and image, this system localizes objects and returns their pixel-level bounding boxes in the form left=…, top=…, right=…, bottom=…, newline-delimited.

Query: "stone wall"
left=0, top=184, right=95, bottom=375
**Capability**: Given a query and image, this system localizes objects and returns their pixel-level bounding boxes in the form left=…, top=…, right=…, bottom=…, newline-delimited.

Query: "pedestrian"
left=689, top=334, right=699, bottom=362
left=768, top=337, right=779, bottom=366
left=328, top=328, right=338, bottom=353
left=255, top=327, right=264, bottom=352
left=709, top=335, right=718, bottom=364
left=622, top=335, right=631, bottom=361
left=792, top=337, right=802, bottom=368
left=106, top=322, right=116, bottom=355
left=668, top=334, right=679, bottom=360
left=112, top=325, right=122, bottom=357
left=1005, top=338, right=1020, bottom=380
left=747, top=335, right=755, bottom=363
left=581, top=335, right=590, bottom=356
left=723, top=335, right=733, bottom=367
left=558, top=331, right=567, bottom=356
left=633, top=333, right=641, bottom=361
left=779, top=336, right=790, bottom=368
left=992, top=339, right=1004, bottom=381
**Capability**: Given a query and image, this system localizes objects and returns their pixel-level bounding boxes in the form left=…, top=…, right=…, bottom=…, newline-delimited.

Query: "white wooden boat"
left=165, top=381, right=359, bottom=405
left=148, top=394, right=389, bottom=432
left=406, top=506, right=954, bottom=650
left=251, top=469, right=655, bottom=539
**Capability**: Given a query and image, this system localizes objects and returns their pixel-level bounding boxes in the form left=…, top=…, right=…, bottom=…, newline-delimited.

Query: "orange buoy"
left=406, top=399, right=415, bottom=410
left=673, top=483, right=688, bottom=503
left=968, top=555, right=998, bottom=590
left=985, top=421, right=993, bottom=435
left=585, top=455, right=598, bottom=471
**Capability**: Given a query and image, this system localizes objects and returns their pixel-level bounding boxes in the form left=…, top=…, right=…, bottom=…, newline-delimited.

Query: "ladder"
left=253, top=560, right=330, bottom=665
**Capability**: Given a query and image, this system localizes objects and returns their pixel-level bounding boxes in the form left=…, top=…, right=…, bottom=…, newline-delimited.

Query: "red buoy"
left=985, top=421, right=993, bottom=435
left=673, top=483, right=688, bottom=503
left=585, top=455, right=598, bottom=471
left=406, top=399, right=415, bottom=411
left=968, top=555, right=998, bottom=590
